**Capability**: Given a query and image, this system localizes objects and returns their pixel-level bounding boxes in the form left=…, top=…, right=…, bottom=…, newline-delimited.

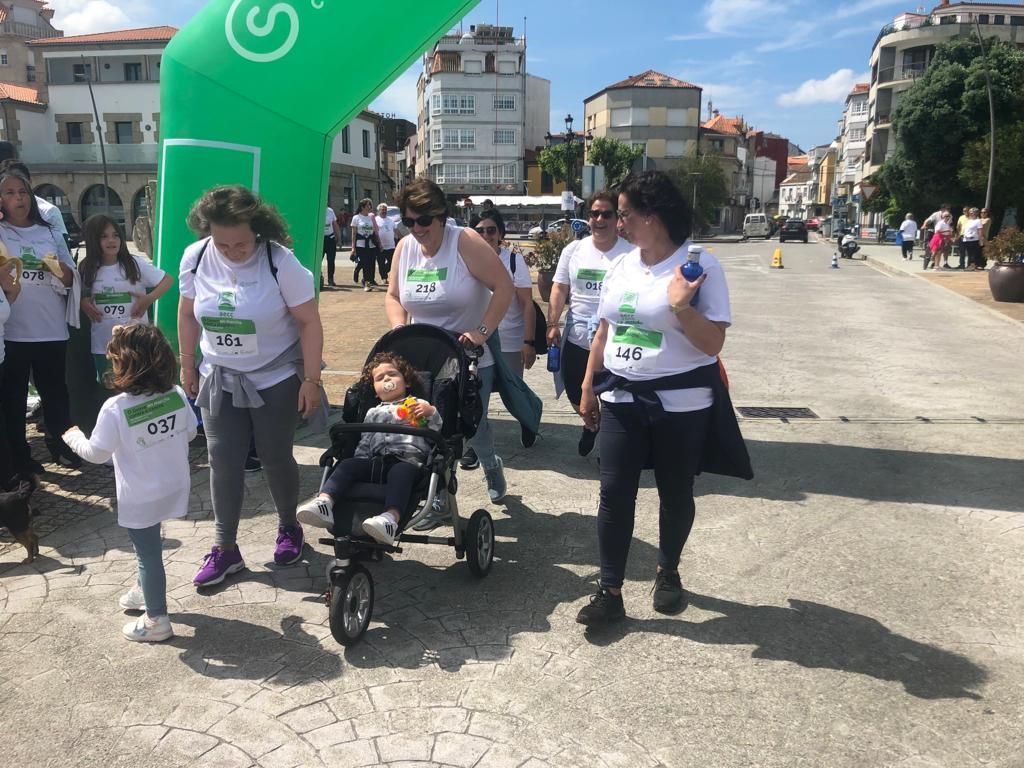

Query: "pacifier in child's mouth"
left=382, top=380, right=397, bottom=392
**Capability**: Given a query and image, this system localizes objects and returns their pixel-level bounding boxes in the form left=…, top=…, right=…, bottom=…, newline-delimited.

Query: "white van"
left=743, top=213, right=771, bottom=239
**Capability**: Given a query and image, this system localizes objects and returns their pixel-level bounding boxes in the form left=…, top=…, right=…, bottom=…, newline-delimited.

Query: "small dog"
left=0, top=482, right=39, bottom=563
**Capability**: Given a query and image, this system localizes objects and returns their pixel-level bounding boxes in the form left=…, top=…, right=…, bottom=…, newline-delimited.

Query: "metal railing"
left=19, top=143, right=158, bottom=166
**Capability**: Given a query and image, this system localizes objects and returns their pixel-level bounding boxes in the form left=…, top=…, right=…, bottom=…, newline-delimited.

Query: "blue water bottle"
left=546, top=343, right=561, bottom=372
left=682, top=245, right=704, bottom=306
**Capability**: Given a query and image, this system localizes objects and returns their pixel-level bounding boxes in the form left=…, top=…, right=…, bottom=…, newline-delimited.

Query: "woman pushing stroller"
left=297, top=352, right=440, bottom=545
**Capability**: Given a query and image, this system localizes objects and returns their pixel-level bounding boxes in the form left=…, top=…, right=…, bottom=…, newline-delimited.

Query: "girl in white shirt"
left=79, top=214, right=173, bottom=384
left=65, top=324, right=198, bottom=642
left=375, top=203, right=397, bottom=282
left=351, top=198, right=381, bottom=291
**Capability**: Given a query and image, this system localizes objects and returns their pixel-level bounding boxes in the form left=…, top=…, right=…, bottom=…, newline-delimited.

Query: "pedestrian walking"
left=545, top=190, right=632, bottom=456
left=177, top=185, right=325, bottom=587
left=351, top=198, right=381, bottom=291
left=64, top=324, right=197, bottom=642
left=962, top=207, right=984, bottom=271
left=322, top=201, right=340, bottom=288
left=575, top=171, right=751, bottom=627
left=979, top=207, right=992, bottom=267
left=955, top=205, right=970, bottom=270
left=898, top=213, right=918, bottom=260
left=922, top=204, right=949, bottom=255
left=375, top=203, right=396, bottom=283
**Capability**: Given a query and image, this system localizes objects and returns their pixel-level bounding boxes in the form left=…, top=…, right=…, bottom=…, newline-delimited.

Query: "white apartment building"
left=865, top=0, right=1024, bottom=175
left=832, top=84, right=868, bottom=226
left=327, top=110, right=386, bottom=213
left=779, top=163, right=812, bottom=219
left=415, top=24, right=550, bottom=199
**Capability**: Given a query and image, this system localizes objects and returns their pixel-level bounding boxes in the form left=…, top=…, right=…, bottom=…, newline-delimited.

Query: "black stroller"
left=314, top=325, right=495, bottom=646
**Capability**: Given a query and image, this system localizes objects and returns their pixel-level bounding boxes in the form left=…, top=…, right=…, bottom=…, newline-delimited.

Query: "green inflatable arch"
left=153, top=0, right=481, bottom=341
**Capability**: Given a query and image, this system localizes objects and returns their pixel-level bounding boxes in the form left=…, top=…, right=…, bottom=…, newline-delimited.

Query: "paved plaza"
left=1, top=238, right=1022, bottom=767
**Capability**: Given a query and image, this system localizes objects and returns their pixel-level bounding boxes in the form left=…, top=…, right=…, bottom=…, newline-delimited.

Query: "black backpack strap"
left=510, top=249, right=517, bottom=276
left=191, top=236, right=277, bottom=284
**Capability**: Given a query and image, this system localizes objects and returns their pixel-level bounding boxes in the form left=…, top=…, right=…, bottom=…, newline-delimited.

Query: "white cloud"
left=756, top=21, right=817, bottom=52
left=368, top=64, right=419, bottom=123
left=777, top=68, right=870, bottom=106
left=836, top=0, right=901, bottom=19
left=45, top=0, right=139, bottom=35
left=705, top=0, right=789, bottom=35
left=666, top=32, right=718, bottom=42
left=832, top=20, right=886, bottom=39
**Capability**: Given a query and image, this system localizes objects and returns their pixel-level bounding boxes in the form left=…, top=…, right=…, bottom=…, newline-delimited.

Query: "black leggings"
left=354, top=245, right=378, bottom=284
left=561, top=339, right=590, bottom=407
left=323, top=234, right=337, bottom=283
left=0, top=363, right=14, bottom=485
left=1, top=340, right=72, bottom=471
left=377, top=248, right=394, bottom=280
left=597, top=400, right=710, bottom=589
left=324, top=456, right=420, bottom=527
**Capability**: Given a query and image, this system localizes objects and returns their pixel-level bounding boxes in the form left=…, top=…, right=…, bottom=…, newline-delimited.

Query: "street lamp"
left=564, top=113, right=577, bottom=195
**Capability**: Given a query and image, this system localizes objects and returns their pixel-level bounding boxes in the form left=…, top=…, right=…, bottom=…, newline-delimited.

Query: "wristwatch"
left=476, top=323, right=490, bottom=337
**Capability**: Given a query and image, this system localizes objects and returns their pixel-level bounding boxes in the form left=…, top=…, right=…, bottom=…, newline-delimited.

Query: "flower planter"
left=537, top=270, right=555, bottom=303
left=988, top=262, right=1024, bottom=303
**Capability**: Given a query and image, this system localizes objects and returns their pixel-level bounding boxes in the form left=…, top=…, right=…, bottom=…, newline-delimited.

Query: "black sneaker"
left=520, top=425, right=538, bottom=448
left=460, top=447, right=480, bottom=471
left=244, top=453, right=262, bottom=473
left=576, top=587, right=625, bottom=626
left=577, top=428, right=597, bottom=457
left=652, top=569, right=688, bottom=615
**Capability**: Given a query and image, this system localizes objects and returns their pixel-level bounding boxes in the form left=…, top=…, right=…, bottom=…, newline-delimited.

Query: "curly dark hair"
left=618, top=171, right=692, bottom=245
left=586, top=189, right=617, bottom=212
left=475, top=208, right=505, bottom=237
left=187, top=185, right=291, bottom=246
left=358, top=352, right=425, bottom=401
left=106, top=324, right=177, bottom=396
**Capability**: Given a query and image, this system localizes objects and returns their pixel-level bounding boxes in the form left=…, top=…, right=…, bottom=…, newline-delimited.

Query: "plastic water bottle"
left=682, top=244, right=704, bottom=306
left=546, top=343, right=561, bottom=373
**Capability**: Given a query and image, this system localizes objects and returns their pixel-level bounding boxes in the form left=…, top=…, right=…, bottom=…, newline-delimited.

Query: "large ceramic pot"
left=988, top=261, right=1024, bottom=303
left=537, top=270, right=555, bottom=303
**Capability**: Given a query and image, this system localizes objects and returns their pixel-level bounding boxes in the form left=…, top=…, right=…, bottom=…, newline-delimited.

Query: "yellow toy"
left=394, top=396, right=428, bottom=428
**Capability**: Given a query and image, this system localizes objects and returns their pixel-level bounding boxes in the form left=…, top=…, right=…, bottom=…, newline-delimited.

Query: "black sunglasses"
left=401, top=214, right=437, bottom=228
left=589, top=209, right=615, bottom=220
left=475, top=225, right=499, bottom=235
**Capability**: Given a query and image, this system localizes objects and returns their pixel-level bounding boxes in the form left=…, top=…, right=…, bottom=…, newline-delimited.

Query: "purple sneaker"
left=193, top=546, right=245, bottom=587
left=274, top=524, right=304, bottom=565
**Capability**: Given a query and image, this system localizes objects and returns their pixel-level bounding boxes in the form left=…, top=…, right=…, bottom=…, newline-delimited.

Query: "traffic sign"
left=571, top=219, right=586, bottom=233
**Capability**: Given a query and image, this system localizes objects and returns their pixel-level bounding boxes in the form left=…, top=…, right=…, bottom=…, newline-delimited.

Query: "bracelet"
left=670, top=302, right=695, bottom=315
left=303, top=377, right=322, bottom=385
left=180, top=352, right=195, bottom=358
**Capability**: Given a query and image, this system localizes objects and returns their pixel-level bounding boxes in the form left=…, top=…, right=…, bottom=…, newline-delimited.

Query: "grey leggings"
left=202, top=376, right=300, bottom=549
left=128, top=523, right=167, bottom=617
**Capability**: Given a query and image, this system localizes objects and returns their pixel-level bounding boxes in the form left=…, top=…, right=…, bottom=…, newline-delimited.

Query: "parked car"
left=779, top=218, right=809, bottom=243
left=804, top=217, right=820, bottom=231
left=384, top=205, right=409, bottom=238
left=742, top=213, right=771, bottom=239
left=528, top=218, right=590, bottom=238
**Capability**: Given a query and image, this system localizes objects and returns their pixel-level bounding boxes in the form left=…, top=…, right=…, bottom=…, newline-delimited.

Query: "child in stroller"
left=297, top=351, right=441, bottom=544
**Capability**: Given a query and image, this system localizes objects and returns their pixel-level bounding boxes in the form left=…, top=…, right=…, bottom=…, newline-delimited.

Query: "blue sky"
left=46, top=0, right=920, bottom=150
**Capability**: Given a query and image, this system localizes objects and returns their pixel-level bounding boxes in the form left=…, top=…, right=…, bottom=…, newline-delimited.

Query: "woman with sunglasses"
left=546, top=190, right=632, bottom=456
left=385, top=178, right=514, bottom=514
left=575, top=171, right=750, bottom=627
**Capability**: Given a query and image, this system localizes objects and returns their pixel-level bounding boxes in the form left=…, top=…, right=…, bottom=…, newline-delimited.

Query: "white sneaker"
left=296, top=495, right=335, bottom=529
left=362, top=514, right=398, bottom=545
left=118, top=584, right=146, bottom=611
left=122, top=614, right=173, bottom=643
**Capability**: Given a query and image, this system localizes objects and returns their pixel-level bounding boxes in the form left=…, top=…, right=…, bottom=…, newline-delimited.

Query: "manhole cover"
left=737, top=407, right=819, bottom=420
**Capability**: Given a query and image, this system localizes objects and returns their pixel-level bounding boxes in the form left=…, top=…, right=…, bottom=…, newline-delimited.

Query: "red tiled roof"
left=0, top=8, right=7, bottom=24
left=850, top=83, right=869, bottom=95
left=603, top=69, right=700, bottom=91
left=0, top=82, right=44, bottom=106
left=702, top=113, right=747, bottom=135
left=28, top=26, right=177, bottom=45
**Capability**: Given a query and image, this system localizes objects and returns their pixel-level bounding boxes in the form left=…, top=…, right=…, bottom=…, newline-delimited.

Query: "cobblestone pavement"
left=2, top=240, right=1023, bottom=767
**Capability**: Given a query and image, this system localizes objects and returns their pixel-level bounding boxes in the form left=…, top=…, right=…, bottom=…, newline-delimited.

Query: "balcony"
left=877, top=62, right=927, bottom=84
left=19, top=143, right=158, bottom=168
left=0, top=21, right=59, bottom=38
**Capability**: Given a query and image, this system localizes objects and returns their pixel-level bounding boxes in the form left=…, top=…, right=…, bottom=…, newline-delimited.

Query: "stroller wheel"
left=329, top=564, right=374, bottom=645
left=465, top=509, right=495, bottom=577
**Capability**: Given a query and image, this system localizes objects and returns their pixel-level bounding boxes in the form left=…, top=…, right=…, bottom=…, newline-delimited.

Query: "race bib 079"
left=124, top=391, right=188, bottom=450
left=94, top=291, right=132, bottom=320
left=200, top=316, right=258, bottom=356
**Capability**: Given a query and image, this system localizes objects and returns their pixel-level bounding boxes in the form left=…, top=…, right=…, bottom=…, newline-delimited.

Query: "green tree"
left=538, top=142, right=584, bottom=193
left=879, top=36, right=1024, bottom=221
left=587, top=137, right=645, bottom=187
left=669, top=153, right=729, bottom=236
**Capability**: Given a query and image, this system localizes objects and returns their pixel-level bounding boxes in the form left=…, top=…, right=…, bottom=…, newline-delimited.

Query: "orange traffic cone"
left=770, top=247, right=784, bottom=269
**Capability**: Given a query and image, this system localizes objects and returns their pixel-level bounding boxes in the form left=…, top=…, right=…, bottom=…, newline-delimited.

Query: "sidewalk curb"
left=864, top=255, right=912, bottom=279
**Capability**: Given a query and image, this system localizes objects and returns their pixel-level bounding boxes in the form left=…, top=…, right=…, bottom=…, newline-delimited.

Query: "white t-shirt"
left=0, top=221, right=75, bottom=342
left=553, top=236, right=632, bottom=350
left=898, top=219, right=918, bottom=240
left=0, top=280, right=10, bottom=365
left=87, top=256, right=166, bottom=354
left=375, top=215, right=397, bottom=249
left=179, top=238, right=314, bottom=392
left=352, top=214, right=377, bottom=248
left=324, top=207, right=337, bottom=236
left=397, top=221, right=494, bottom=367
left=36, top=197, right=68, bottom=235
left=597, top=243, right=731, bottom=412
left=935, top=219, right=952, bottom=235
left=65, top=386, right=197, bottom=529
left=963, top=219, right=983, bottom=242
left=496, top=247, right=533, bottom=352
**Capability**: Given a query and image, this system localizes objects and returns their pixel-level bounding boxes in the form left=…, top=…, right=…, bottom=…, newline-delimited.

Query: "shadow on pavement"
left=583, top=592, right=987, bottom=701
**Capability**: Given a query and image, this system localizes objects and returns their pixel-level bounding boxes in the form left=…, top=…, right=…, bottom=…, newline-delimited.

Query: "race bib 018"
left=124, top=391, right=188, bottom=450
left=573, top=268, right=607, bottom=296
left=200, top=316, right=259, bottom=356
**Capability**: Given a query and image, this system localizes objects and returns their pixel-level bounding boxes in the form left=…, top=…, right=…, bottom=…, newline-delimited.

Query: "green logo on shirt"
left=618, top=291, right=638, bottom=314
left=217, top=291, right=236, bottom=312
left=19, top=246, right=40, bottom=269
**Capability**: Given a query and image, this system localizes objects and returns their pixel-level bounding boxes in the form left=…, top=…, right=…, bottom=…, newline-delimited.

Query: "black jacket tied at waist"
left=593, top=363, right=754, bottom=480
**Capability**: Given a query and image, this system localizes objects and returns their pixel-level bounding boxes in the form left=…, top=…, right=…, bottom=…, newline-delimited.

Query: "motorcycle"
left=839, top=233, right=860, bottom=259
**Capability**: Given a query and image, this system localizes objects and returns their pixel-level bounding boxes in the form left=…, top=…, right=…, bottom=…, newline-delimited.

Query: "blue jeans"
left=127, top=523, right=167, bottom=617
left=467, top=363, right=498, bottom=469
